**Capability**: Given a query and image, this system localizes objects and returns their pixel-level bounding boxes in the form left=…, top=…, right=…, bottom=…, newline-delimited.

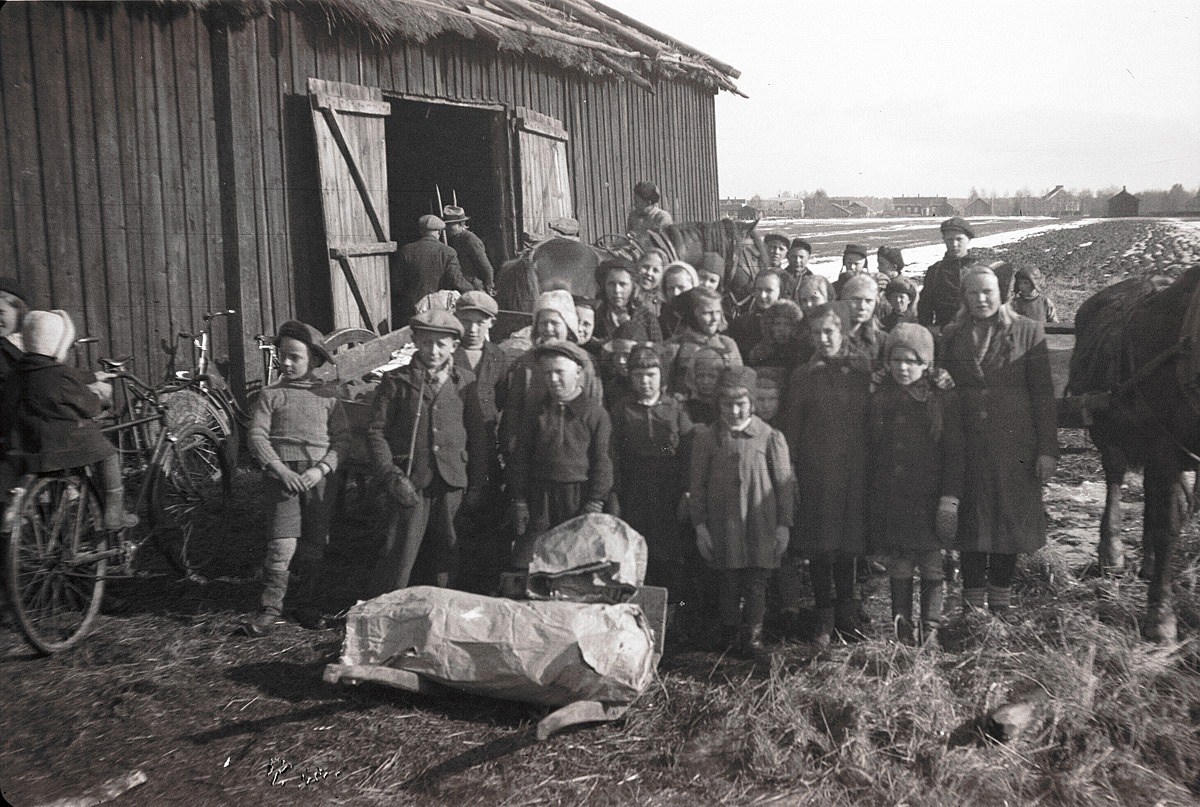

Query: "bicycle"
left=2, top=351, right=233, bottom=654
left=161, top=309, right=244, bottom=467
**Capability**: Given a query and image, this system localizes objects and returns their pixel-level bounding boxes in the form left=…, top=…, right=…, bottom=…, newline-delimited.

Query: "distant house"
left=828, top=198, right=873, bottom=217
left=965, top=198, right=993, bottom=216
left=893, top=196, right=957, bottom=216
left=719, top=198, right=748, bottom=218
left=1042, top=185, right=1080, bottom=217
left=828, top=204, right=851, bottom=218
left=756, top=197, right=806, bottom=218
left=1108, top=187, right=1140, bottom=217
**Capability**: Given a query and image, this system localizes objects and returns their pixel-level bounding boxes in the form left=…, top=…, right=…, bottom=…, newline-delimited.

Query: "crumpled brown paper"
left=526, top=514, right=648, bottom=603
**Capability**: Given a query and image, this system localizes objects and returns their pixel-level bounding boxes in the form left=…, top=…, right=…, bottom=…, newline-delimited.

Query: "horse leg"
left=1097, top=441, right=1127, bottom=574
left=1141, top=453, right=1184, bottom=643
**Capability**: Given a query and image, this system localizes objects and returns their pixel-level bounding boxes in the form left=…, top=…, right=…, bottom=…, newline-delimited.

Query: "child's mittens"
left=695, top=524, right=714, bottom=564
left=774, top=525, right=790, bottom=562
left=387, top=467, right=420, bottom=508
left=935, top=496, right=959, bottom=541
left=929, top=367, right=955, bottom=390
left=511, top=500, right=530, bottom=535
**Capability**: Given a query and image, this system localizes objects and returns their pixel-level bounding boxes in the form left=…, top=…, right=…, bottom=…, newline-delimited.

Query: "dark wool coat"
left=917, top=252, right=980, bottom=329
left=942, top=312, right=1060, bottom=554
left=499, top=347, right=603, bottom=462
left=661, top=328, right=743, bottom=396
left=783, top=355, right=872, bottom=556
left=880, top=308, right=918, bottom=332
left=394, top=235, right=474, bottom=320
left=367, top=360, right=487, bottom=492
left=867, top=378, right=965, bottom=554
left=689, top=416, right=794, bottom=570
left=1, top=336, right=23, bottom=451
left=727, top=309, right=764, bottom=359
left=507, top=393, right=613, bottom=504
left=12, top=354, right=116, bottom=473
left=593, top=301, right=663, bottom=343
left=448, top=229, right=495, bottom=289
left=847, top=318, right=886, bottom=363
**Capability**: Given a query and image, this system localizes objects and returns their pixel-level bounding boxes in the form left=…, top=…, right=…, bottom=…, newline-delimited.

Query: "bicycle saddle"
left=100, top=356, right=132, bottom=371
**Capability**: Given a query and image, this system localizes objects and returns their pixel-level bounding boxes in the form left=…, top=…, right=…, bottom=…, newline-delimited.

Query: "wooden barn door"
left=309, top=78, right=394, bottom=333
left=514, top=108, right=572, bottom=240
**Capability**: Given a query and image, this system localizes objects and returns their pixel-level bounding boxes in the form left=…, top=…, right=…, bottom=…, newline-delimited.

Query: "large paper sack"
left=527, top=513, right=647, bottom=603
left=340, top=587, right=655, bottom=706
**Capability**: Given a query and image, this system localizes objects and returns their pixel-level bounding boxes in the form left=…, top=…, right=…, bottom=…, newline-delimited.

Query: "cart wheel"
left=152, top=426, right=233, bottom=577
left=324, top=327, right=379, bottom=355
left=5, top=474, right=108, bottom=654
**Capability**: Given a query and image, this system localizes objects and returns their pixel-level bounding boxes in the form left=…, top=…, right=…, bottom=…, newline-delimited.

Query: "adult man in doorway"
left=443, top=205, right=495, bottom=295
left=917, top=217, right=980, bottom=332
left=393, top=214, right=474, bottom=327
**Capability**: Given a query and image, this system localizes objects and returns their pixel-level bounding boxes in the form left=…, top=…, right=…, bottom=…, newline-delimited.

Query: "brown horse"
left=495, top=219, right=766, bottom=312
left=1067, top=265, right=1200, bottom=642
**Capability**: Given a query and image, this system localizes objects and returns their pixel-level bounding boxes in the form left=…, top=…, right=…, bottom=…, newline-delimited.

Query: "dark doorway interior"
left=386, top=99, right=511, bottom=314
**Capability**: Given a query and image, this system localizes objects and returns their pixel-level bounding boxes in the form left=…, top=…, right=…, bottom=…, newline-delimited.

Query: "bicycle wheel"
left=5, top=474, right=108, bottom=654
left=160, top=385, right=234, bottom=443
left=151, top=425, right=233, bottom=577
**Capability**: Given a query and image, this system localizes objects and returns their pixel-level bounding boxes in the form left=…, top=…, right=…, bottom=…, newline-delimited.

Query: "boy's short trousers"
left=884, top=550, right=944, bottom=582
left=264, top=459, right=334, bottom=543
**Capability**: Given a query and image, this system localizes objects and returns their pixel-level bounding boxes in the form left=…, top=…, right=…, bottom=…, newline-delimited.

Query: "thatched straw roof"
left=188, top=0, right=743, bottom=94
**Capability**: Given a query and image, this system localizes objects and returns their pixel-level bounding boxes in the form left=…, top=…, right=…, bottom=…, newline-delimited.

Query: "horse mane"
left=495, top=253, right=538, bottom=313
left=659, top=219, right=764, bottom=283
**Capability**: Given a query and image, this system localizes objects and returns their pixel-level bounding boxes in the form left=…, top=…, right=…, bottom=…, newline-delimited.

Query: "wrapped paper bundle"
left=526, top=514, right=647, bottom=603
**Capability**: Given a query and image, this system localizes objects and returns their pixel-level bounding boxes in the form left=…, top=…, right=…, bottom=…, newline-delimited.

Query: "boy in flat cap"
left=393, top=214, right=475, bottom=327
left=508, top=340, right=613, bottom=567
left=832, top=243, right=870, bottom=298
left=443, top=205, right=495, bottom=295
left=367, top=309, right=487, bottom=595
left=782, top=238, right=814, bottom=301
left=690, top=364, right=794, bottom=659
left=918, top=217, right=981, bottom=331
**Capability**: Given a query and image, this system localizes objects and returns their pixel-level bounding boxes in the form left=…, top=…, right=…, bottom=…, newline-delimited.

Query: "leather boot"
left=737, top=624, right=766, bottom=660
left=890, top=578, right=915, bottom=644
left=920, top=579, right=945, bottom=649
left=962, top=587, right=988, bottom=612
left=813, top=607, right=835, bottom=648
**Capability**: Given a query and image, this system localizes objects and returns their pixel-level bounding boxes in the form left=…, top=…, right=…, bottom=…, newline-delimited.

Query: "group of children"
left=1, top=237, right=1059, bottom=658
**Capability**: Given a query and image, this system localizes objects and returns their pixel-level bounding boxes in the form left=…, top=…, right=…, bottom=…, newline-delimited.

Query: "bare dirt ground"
left=4, top=217, right=1200, bottom=807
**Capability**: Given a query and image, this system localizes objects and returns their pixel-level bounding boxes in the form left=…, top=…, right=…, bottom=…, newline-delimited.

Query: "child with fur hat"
left=611, top=346, right=694, bottom=600
left=782, top=302, right=873, bottom=646
left=867, top=323, right=964, bottom=647
left=748, top=299, right=807, bottom=371
left=243, top=320, right=350, bottom=636
left=689, top=365, right=794, bottom=659
left=1010, top=267, right=1059, bottom=324
left=10, top=310, right=135, bottom=531
left=881, top=277, right=920, bottom=331
left=508, top=340, right=613, bottom=566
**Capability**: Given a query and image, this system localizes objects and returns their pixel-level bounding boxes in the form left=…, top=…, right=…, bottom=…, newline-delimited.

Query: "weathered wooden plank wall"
left=0, top=2, right=226, bottom=381
left=2, top=3, right=720, bottom=392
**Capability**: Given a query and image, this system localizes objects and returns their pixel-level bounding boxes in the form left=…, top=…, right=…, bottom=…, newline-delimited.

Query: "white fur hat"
left=22, top=309, right=77, bottom=362
left=534, top=289, right=579, bottom=341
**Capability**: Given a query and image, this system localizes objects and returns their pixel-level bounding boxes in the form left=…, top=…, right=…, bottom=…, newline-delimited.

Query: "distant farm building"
left=1042, top=185, right=1081, bottom=217
left=1108, top=187, right=1141, bottom=217
left=0, top=0, right=739, bottom=393
left=964, top=198, right=993, bottom=216
left=719, top=198, right=748, bottom=218
left=829, top=198, right=873, bottom=217
left=754, top=197, right=806, bottom=218
left=893, top=196, right=957, bottom=216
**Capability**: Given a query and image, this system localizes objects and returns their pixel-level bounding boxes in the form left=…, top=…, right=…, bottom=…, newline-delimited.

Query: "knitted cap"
left=884, top=323, right=935, bottom=366
left=0, top=276, right=30, bottom=303
left=839, top=273, right=878, bottom=299
left=842, top=243, right=868, bottom=261
left=698, top=252, right=725, bottom=277
left=534, top=289, right=579, bottom=340
left=663, top=260, right=699, bottom=288
left=277, top=319, right=334, bottom=365
left=23, top=309, right=76, bottom=362
left=717, top=364, right=757, bottom=393
left=885, top=277, right=918, bottom=299
left=877, top=245, right=905, bottom=269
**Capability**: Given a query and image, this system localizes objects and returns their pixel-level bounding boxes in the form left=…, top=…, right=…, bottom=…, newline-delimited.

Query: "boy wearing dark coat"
left=367, top=309, right=488, bottom=595
left=868, top=324, right=964, bottom=646
left=508, top=340, right=613, bottom=566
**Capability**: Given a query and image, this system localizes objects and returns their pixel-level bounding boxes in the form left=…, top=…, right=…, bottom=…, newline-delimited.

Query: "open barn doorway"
left=386, top=98, right=512, bottom=315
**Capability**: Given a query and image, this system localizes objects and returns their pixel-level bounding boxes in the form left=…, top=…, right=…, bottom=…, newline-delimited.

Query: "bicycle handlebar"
left=203, top=309, right=237, bottom=322
left=75, top=337, right=99, bottom=345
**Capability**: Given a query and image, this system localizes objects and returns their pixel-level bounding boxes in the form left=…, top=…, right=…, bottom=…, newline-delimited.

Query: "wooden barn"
left=0, top=0, right=739, bottom=394
left=964, top=197, right=992, bottom=217
left=1108, top=187, right=1141, bottom=218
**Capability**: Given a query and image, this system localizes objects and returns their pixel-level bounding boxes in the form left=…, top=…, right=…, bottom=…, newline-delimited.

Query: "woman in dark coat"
left=782, top=301, right=873, bottom=645
left=941, top=264, right=1059, bottom=616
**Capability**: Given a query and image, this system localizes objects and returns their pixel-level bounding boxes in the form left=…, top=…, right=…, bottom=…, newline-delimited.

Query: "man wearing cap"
left=626, top=180, right=674, bottom=237
left=367, top=308, right=488, bottom=595
left=452, top=291, right=511, bottom=592
left=443, top=205, right=495, bottom=295
left=393, top=214, right=475, bottom=327
left=918, top=217, right=980, bottom=331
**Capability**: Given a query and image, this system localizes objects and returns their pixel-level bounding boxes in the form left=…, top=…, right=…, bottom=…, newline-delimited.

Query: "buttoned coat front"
left=366, top=361, right=486, bottom=492
left=942, top=312, right=1059, bottom=554
left=689, top=417, right=794, bottom=570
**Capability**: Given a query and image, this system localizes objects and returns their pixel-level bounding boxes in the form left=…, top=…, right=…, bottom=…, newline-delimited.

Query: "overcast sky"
left=606, top=0, right=1200, bottom=199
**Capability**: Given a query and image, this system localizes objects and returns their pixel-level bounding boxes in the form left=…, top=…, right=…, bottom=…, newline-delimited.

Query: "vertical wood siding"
left=2, top=4, right=720, bottom=391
